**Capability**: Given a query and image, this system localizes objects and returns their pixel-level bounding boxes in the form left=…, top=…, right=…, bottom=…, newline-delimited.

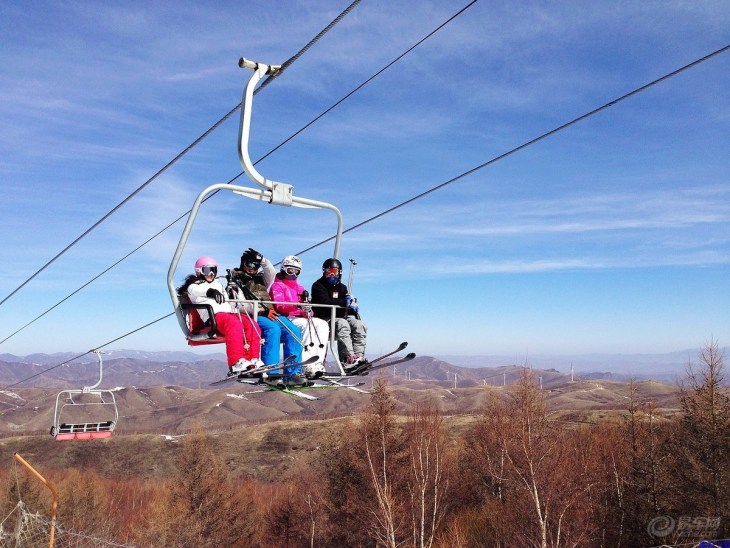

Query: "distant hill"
left=0, top=356, right=225, bottom=389
left=0, top=353, right=689, bottom=442
left=0, top=352, right=683, bottom=390
left=0, top=349, right=709, bottom=484
left=0, top=349, right=225, bottom=366
left=435, top=347, right=727, bottom=383
left=2, top=347, right=720, bottom=386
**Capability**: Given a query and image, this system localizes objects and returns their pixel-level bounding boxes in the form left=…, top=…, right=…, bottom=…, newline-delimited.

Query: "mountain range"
left=0, top=353, right=683, bottom=443
left=0, top=347, right=717, bottom=484
left=1, top=347, right=720, bottom=386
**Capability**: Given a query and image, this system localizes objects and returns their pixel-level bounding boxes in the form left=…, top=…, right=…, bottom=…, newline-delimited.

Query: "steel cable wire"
left=5, top=34, right=727, bottom=391
left=0, top=0, right=479, bottom=347
left=0, top=0, right=363, bottom=310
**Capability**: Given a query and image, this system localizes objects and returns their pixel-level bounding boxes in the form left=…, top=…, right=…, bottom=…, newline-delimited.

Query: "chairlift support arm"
left=83, top=349, right=105, bottom=392
left=167, top=58, right=344, bottom=343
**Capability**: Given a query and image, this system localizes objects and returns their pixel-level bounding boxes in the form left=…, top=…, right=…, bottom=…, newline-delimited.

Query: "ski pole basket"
left=50, top=351, right=119, bottom=441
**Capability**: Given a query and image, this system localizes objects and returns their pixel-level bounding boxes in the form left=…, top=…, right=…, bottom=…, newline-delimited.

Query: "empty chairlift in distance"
left=50, top=350, right=119, bottom=441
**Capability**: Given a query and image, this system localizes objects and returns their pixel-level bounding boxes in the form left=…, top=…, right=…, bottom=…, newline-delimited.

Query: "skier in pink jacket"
left=270, top=255, right=328, bottom=377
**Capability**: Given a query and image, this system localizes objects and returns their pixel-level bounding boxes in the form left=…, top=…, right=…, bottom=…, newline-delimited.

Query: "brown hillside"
left=0, top=355, right=684, bottom=484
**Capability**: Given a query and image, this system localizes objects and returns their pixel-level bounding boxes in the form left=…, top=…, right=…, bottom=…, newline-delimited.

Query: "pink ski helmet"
left=194, top=256, right=218, bottom=277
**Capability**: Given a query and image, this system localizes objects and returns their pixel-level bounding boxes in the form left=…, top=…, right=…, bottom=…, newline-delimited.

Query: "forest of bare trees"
left=2, top=341, right=728, bottom=547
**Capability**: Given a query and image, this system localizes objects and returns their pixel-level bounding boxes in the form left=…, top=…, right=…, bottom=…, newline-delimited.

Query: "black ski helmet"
left=322, top=258, right=343, bottom=272
left=240, top=248, right=263, bottom=270
left=322, top=258, right=343, bottom=282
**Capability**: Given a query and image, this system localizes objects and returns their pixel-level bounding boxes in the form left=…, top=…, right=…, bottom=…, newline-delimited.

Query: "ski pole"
left=306, top=313, right=325, bottom=349
left=347, top=258, right=357, bottom=293
left=300, top=290, right=323, bottom=349
left=234, top=275, right=306, bottom=347
left=273, top=314, right=306, bottom=347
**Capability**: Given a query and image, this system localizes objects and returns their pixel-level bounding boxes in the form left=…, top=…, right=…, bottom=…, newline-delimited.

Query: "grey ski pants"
left=333, top=317, right=367, bottom=359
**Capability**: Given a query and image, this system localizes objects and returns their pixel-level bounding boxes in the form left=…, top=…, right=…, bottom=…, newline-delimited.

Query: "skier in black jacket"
left=311, top=258, right=367, bottom=370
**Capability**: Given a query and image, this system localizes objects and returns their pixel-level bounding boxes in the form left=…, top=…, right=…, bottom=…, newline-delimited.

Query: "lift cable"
left=294, top=43, right=730, bottom=255
left=2, top=314, right=172, bottom=390
left=0, top=0, right=363, bottom=311
left=255, top=0, right=479, bottom=166
left=4, top=43, right=726, bottom=390
left=0, top=0, right=478, bottom=347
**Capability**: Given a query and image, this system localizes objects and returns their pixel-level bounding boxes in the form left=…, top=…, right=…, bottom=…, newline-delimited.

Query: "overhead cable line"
left=0, top=0, right=362, bottom=311
left=2, top=314, right=172, bottom=390
left=293, top=43, right=730, bottom=255
left=0, top=168, right=244, bottom=347
left=0, top=0, right=478, bottom=347
left=6, top=43, right=727, bottom=389
left=256, top=0, right=479, bottom=165
left=0, top=211, right=200, bottom=346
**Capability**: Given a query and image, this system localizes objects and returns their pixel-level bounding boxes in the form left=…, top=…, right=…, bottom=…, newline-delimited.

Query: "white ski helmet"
left=281, top=255, right=302, bottom=273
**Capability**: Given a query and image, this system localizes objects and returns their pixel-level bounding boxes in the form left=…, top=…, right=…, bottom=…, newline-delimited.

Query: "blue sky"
left=0, top=1, right=728, bottom=361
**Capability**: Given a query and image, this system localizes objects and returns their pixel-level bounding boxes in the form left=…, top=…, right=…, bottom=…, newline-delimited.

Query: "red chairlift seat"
left=53, top=421, right=114, bottom=441
left=177, top=294, right=226, bottom=346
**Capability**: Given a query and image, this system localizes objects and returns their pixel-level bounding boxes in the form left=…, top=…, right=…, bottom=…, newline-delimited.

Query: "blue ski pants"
left=257, top=315, right=303, bottom=375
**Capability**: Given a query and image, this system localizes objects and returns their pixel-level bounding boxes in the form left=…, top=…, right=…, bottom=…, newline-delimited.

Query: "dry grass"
left=0, top=372, right=682, bottom=481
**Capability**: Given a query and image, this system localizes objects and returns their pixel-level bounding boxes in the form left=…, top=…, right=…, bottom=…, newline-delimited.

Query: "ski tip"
left=405, top=352, right=416, bottom=359
left=398, top=341, right=408, bottom=349
left=209, top=375, right=238, bottom=386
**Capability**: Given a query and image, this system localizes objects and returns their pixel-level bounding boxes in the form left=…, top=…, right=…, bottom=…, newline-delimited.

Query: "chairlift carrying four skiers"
left=50, top=55, right=416, bottom=440
left=163, top=56, right=415, bottom=399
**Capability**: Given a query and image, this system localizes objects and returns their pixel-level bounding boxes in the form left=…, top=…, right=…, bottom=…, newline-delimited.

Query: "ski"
left=319, top=377, right=369, bottom=393
left=264, top=382, right=320, bottom=400
left=355, top=352, right=416, bottom=375
left=252, top=355, right=320, bottom=376
left=209, top=355, right=315, bottom=386
left=341, top=341, right=408, bottom=376
left=368, top=341, right=408, bottom=365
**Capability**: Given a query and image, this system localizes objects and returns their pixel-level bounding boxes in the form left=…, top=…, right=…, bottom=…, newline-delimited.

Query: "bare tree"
left=361, top=379, right=405, bottom=547
left=406, top=401, right=450, bottom=548
left=316, top=421, right=370, bottom=547
left=672, top=340, right=730, bottom=518
left=463, top=370, right=600, bottom=547
left=139, top=430, right=254, bottom=547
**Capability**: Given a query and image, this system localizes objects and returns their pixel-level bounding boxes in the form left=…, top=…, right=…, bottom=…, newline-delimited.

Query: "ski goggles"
left=283, top=266, right=301, bottom=276
left=200, top=266, right=217, bottom=276
left=324, top=267, right=340, bottom=278
left=242, top=260, right=261, bottom=271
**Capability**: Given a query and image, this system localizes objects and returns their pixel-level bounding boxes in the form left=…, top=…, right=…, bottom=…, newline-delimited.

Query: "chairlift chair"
left=167, top=58, right=349, bottom=373
left=50, top=351, right=119, bottom=440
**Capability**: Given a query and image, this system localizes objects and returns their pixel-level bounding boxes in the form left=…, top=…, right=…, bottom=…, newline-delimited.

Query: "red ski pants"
left=214, top=312, right=261, bottom=366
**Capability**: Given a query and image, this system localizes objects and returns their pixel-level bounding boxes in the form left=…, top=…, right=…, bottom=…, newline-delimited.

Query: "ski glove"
left=263, top=308, right=279, bottom=320
left=206, top=288, right=225, bottom=304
